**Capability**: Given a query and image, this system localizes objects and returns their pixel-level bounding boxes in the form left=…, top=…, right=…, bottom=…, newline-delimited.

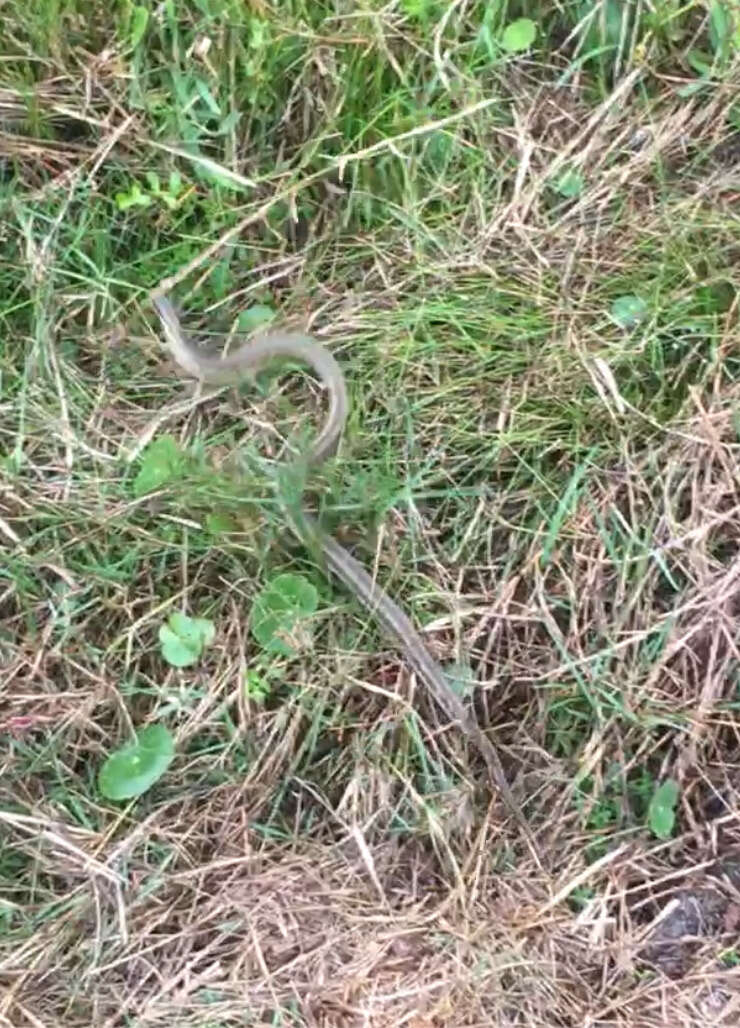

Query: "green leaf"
left=115, top=182, right=151, bottom=211
left=237, top=305, right=276, bottom=333
left=677, top=80, right=711, bottom=98
left=687, top=49, right=714, bottom=76
left=195, top=77, right=222, bottom=117
left=205, top=512, right=238, bottom=536
left=133, top=435, right=184, bottom=497
left=694, top=280, right=736, bottom=315
left=444, top=660, right=475, bottom=698
left=159, top=612, right=215, bottom=668
left=501, top=18, right=537, bottom=53
left=400, top=0, right=437, bottom=21
left=554, top=168, right=584, bottom=199
left=709, top=1, right=732, bottom=56
left=98, top=724, right=174, bottom=801
left=218, top=110, right=242, bottom=136
left=249, top=16, right=269, bottom=50
left=610, top=295, right=648, bottom=329
left=152, top=171, right=185, bottom=210
left=648, top=779, right=679, bottom=840
left=541, top=457, right=590, bottom=566
left=580, top=0, right=625, bottom=51
left=129, top=5, right=149, bottom=49
left=244, top=669, right=271, bottom=702
left=251, top=573, right=318, bottom=656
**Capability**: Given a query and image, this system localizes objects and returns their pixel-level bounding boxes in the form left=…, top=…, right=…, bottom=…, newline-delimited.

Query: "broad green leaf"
left=237, top=305, right=276, bottom=333
left=159, top=612, right=215, bottom=667
left=129, top=5, right=149, bottom=49
left=610, top=295, right=648, bottom=329
left=98, top=724, right=174, bottom=800
left=144, top=170, right=161, bottom=194
left=648, top=779, right=679, bottom=840
left=501, top=18, right=537, bottom=53
left=554, top=168, right=584, bottom=199
left=133, top=435, right=184, bottom=497
left=251, top=573, right=318, bottom=656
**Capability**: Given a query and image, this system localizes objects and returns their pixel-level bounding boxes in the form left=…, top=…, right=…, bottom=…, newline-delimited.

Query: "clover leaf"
left=98, top=723, right=175, bottom=801
left=251, top=573, right=318, bottom=656
left=159, top=612, right=215, bottom=668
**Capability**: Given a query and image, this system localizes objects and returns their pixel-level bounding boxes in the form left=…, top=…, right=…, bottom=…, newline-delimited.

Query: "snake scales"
left=152, top=296, right=528, bottom=835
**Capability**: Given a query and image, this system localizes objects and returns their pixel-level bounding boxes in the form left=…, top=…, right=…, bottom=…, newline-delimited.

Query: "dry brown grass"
left=5, top=362, right=740, bottom=1026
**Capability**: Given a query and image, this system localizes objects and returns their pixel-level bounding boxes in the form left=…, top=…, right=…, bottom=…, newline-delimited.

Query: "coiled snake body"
left=153, top=297, right=527, bottom=833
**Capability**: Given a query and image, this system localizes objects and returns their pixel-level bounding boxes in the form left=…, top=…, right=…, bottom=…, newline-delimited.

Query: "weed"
left=98, top=723, right=175, bottom=801
left=159, top=611, right=216, bottom=668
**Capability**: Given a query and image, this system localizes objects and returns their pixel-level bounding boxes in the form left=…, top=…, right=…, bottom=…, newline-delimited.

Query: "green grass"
left=2, top=0, right=740, bottom=1024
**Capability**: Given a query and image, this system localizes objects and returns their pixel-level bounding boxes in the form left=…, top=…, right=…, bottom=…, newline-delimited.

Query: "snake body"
left=153, top=296, right=526, bottom=831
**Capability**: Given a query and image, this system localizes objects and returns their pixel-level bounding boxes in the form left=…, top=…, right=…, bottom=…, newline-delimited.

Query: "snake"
left=152, top=295, right=528, bottom=835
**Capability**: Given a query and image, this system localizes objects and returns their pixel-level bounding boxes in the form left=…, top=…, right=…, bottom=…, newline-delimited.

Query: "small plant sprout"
left=237, top=304, right=276, bottom=333
left=648, top=779, right=680, bottom=840
left=159, top=612, right=215, bottom=668
left=244, top=668, right=272, bottom=702
left=133, top=435, right=186, bottom=497
left=115, top=171, right=187, bottom=213
left=554, top=168, right=585, bottom=199
left=610, top=295, right=648, bottom=330
left=251, top=573, right=318, bottom=656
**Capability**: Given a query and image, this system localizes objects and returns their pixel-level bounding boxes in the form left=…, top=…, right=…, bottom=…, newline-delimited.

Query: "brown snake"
left=153, top=295, right=530, bottom=837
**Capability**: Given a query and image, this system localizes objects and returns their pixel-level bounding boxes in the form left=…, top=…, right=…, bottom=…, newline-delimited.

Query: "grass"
left=2, top=0, right=740, bottom=1024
